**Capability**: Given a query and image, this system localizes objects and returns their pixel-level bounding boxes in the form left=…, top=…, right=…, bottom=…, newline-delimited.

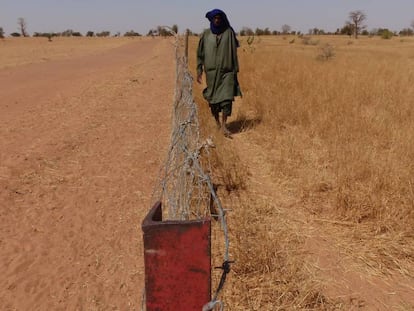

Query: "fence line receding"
left=149, top=33, right=232, bottom=311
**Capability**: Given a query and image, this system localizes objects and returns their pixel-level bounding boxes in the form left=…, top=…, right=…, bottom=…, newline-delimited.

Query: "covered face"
left=213, top=14, right=223, bottom=27
left=205, top=9, right=231, bottom=34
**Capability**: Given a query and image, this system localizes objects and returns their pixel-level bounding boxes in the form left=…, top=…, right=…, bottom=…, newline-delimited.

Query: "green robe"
left=197, top=28, right=242, bottom=104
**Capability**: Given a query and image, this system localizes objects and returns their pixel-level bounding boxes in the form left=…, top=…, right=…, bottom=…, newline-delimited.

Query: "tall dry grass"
left=237, top=36, right=414, bottom=271
left=190, top=35, right=414, bottom=309
left=256, top=38, right=413, bottom=216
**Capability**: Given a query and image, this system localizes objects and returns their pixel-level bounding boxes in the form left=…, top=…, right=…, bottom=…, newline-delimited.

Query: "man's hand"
left=197, top=73, right=203, bottom=84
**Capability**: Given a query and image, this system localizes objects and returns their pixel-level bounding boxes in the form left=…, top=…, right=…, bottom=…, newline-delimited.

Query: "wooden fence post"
left=185, top=29, right=189, bottom=61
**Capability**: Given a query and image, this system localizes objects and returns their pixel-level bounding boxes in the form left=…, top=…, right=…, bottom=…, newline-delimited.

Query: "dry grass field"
left=190, top=35, right=414, bottom=310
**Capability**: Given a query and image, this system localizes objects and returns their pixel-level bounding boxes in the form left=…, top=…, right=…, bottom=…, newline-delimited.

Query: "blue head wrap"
left=206, top=9, right=230, bottom=34
left=205, top=9, right=239, bottom=46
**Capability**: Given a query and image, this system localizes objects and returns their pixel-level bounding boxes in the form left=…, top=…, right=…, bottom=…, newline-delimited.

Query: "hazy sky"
left=1, top=0, right=413, bottom=35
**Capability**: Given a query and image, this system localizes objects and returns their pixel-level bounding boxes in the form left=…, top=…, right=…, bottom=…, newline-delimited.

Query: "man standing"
left=197, top=9, right=242, bottom=137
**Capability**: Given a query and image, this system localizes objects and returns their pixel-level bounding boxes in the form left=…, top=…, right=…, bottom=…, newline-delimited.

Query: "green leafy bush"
left=381, top=29, right=393, bottom=39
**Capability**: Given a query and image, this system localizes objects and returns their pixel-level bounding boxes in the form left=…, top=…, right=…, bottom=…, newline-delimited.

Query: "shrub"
left=317, top=43, right=335, bottom=61
left=33, top=32, right=55, bottom=41
left=399, top=28, right=414, bottom=36
left=0, top=27, right=4, bottom=38
left=302, top=36, right=319, bottom=45
left=124, top=30, right=141, bottom=37
left=96, top=31, right=110, bottom=37
left=381, top=29, right=393, bottom=39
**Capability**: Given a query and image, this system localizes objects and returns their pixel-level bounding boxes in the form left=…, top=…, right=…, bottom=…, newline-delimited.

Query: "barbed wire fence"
left=144, top=30, right=232, bottom=311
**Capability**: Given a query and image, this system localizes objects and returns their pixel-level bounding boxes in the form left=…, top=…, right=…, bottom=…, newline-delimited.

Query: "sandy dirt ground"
left=0, top=38, right=174, bottom=310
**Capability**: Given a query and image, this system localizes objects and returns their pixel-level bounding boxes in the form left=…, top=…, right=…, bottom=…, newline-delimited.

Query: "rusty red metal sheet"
left=142, top=201, right=211, bottom=310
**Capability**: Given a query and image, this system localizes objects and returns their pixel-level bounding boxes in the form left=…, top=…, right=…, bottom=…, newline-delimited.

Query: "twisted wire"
left=148, top=33, right=231, bottom=310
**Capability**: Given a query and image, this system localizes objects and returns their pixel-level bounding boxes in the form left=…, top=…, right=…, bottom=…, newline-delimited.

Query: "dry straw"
left=190, top=34, right=414, bottom=310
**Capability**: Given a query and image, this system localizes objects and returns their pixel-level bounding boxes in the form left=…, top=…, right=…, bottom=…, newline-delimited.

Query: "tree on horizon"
left=347, top=10, right=367, bottom=39
left=18, top=17, right=28, bottom=37
left=281, top=24, right=291, bottom=35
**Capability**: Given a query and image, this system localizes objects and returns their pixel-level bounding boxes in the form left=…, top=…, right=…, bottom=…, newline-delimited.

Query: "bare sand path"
left=0, top=38, right=174, bottom=310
